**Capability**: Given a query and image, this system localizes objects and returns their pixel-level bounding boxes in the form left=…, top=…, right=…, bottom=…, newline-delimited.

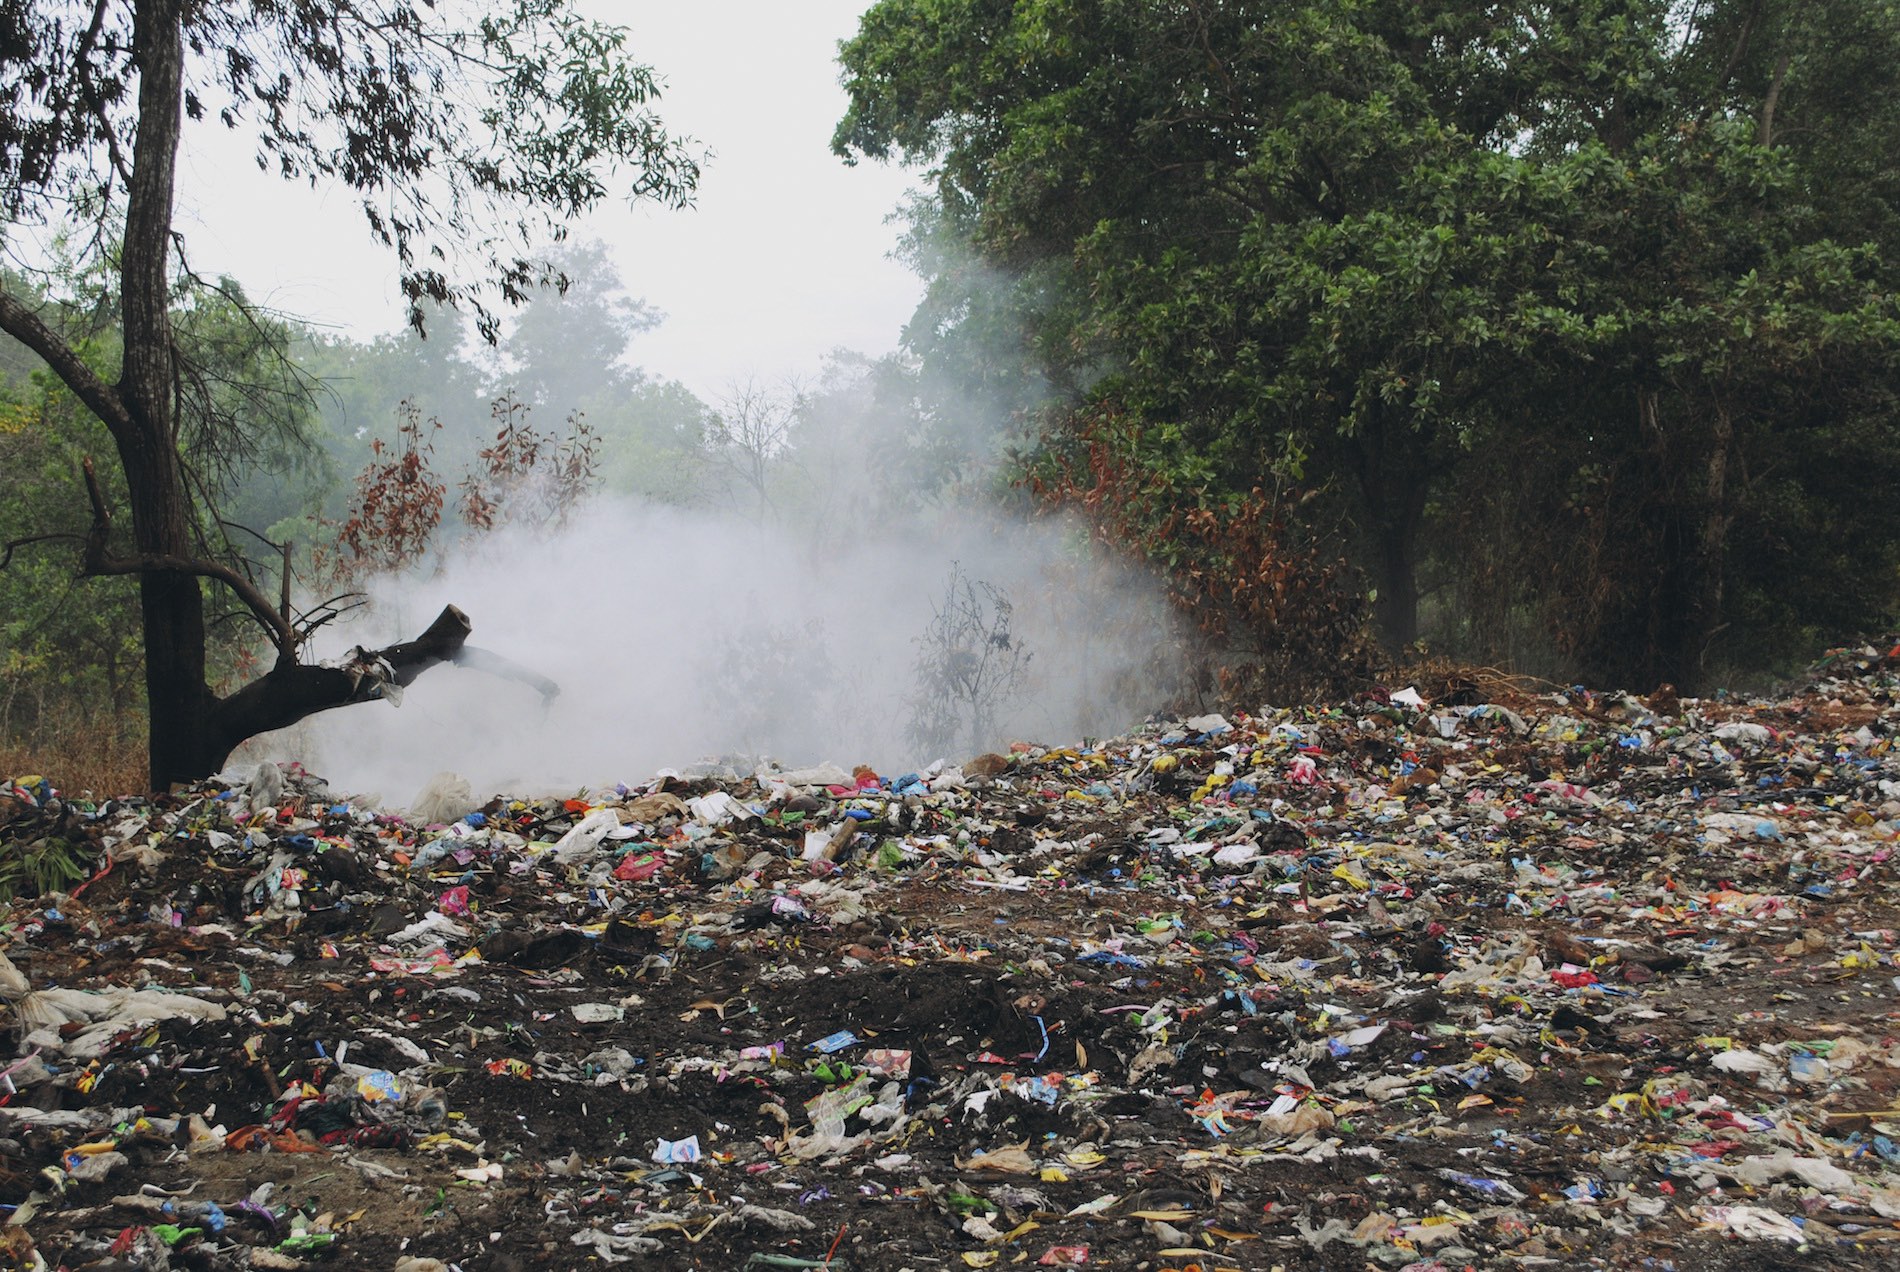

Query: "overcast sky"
left=171, top=1, right=924, bottom=403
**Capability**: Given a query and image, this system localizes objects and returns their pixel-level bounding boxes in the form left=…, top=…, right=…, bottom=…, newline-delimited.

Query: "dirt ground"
left=3, top=648, right=1900, bottom=1270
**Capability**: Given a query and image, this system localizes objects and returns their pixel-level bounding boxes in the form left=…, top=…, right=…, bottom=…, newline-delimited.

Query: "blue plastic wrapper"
left=358, top=1070, right=403, bottom=1102
left=652, top=1134, right=702, bottom=1163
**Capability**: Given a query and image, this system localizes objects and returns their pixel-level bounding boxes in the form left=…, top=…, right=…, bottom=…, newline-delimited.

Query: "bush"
left=1027, top=401, right=1378, bottom=707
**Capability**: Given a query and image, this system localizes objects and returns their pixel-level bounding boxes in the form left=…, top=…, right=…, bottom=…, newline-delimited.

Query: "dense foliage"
left=837, top=0, right=1900, bottom=692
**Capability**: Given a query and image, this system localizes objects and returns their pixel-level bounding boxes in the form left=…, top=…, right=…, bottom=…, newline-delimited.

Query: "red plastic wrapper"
left=614, top=852, right=665, bottom=881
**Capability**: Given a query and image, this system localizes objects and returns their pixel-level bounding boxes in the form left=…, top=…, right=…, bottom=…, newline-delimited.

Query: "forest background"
left=4, top=0, right=1899, bottom=792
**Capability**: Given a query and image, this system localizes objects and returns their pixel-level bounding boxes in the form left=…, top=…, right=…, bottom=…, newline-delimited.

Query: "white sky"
left=170, top=1, right=924, bottom=402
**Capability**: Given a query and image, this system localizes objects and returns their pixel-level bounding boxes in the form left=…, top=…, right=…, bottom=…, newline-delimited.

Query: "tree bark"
left=119, top=0, right=214, bottom=788
left=1676, top=406, right=1734, bottom=688
left=1373, top=520, right=1421, bottom=652
left=1347, top=400, right=1430, bottom=654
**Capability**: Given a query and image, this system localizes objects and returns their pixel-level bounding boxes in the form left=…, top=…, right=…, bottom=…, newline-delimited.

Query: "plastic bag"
left=408, top=772, right=475, bottom=825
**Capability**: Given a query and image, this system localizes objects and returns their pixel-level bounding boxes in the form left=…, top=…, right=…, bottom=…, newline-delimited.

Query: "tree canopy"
left=837, top=0, right=1900, bottom=690
left=1, top=0, right=698, bottom=334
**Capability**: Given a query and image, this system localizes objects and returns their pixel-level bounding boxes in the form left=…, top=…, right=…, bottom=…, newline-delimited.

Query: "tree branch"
left=452, top=645, right=560, bottom=701
left=78, top=455, right=296, bottom=657
left=1701, top=0, right=1765, bottom=123
left=374, top=602, right=477, bottom=688
left=199, top=605, right=565, bottom=777
left=0, top=532, right=85, bottom=571
left=1759, top=50, right=1792, bottom=146
left=0, top=289, right=134, bottom=438
left=1183, top=0, right=1241, bottom=116
left=206, top=604, right=477, bottom=757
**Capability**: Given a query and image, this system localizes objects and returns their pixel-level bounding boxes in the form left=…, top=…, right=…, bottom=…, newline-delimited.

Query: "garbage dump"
left=2, top=643, right=1899, bottom=1269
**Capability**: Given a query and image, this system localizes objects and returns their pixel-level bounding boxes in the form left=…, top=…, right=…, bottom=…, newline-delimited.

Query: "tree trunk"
left=1348, top=402, right=1429, bottom=654
left=1673, top=406, right=1734, bottom=689
left=120, top=0, right=213, bottom=788
left=1373, top=520, right=1420, bottom=651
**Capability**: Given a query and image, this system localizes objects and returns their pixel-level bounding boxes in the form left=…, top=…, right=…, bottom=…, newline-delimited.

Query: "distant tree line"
left=0, top=241, right=973, bottom=771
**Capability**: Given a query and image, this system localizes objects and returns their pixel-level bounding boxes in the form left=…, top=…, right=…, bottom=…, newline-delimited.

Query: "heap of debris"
left=2, top=644, right=1899, bottom=1270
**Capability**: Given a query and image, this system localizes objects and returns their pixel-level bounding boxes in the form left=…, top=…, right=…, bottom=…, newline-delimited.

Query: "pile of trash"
left=2, top=643, right=1899, bottom=1270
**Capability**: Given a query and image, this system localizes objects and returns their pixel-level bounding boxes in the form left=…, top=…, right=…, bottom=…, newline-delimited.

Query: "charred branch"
left=201, top=606, right=565, bottom=781
left=113, top=591, right=549, bottom=786
left=39, top=462, right=555, bottom=786
left=371, top=602, right=478, bottom=689
left=206, top=604, right=475, bottom=757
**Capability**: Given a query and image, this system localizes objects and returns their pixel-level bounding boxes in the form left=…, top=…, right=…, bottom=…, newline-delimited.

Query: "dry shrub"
left=1030, top=403, right=1380, bottom=708
left=1389, top=649, right=1566, bottom=708
left=0, top=715, right=145, bottom=799
left=316, top=400, right=446, bottom=588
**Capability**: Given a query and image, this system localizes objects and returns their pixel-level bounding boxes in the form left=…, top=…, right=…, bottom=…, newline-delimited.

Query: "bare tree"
left=701, top=377, right=803, bottom=524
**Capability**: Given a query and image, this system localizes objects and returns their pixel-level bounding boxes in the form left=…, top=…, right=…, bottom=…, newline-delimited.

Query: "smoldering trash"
left=2, top=643, right=1900, bottom=1268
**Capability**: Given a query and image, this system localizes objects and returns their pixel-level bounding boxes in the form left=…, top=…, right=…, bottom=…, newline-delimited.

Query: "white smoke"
left=254, top=495, right=1179, bottom=802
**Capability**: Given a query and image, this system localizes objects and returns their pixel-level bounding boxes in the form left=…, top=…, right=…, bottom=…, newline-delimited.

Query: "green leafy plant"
left=0, top=835, right=92, bottom=902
